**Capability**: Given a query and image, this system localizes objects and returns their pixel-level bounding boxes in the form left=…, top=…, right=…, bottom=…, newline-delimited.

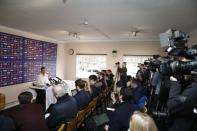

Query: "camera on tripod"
left=145, top=29, right=197, bottom=129
left=159, top=29, right=197, bottom=76
left=144, top=57, right=161, bottom=72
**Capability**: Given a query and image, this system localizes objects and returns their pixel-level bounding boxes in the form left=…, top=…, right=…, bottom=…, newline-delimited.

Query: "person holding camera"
left=115, top=62, right=127, bottom=88
left=167, top=75, right=197, bottom=131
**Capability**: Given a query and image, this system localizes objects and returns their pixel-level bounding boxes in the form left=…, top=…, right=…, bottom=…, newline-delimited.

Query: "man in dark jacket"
left=89, top=75, right=102, bottom=99
left=109, top=87, right=138, bottom=131
left=167, top=79, right=197, bottom=131
left=98, top=72, right=108, bottom=90
left=127, top=78, right=146, bottom=104
left=131, top=80, right=147, bottom=105
left=74, top=79, right=91, bottom=110
left=106, top=69, right=114, bottom=84
left=46, top=85, right=78, bottom=130
left=9, top=91, right=49, bottom=131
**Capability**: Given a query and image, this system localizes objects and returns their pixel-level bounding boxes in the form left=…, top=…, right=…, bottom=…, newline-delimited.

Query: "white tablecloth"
left=45, top=86, right=56, bottom=110
left=30, top=80, right=76, bottom=110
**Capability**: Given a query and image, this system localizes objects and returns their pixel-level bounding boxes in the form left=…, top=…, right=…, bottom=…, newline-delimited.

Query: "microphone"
left=56, top=77, right=62, bottom=81
left=49, top=77, right=54, bottom=83
left=49, top=77, right=56, bottom=85
left=56, top=77, right=63, bottom=83
left=53, top=78, right=59, bottom=85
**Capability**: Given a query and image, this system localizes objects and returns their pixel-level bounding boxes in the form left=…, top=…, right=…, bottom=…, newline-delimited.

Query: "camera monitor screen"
left=159, top=33, right=170, bottom=47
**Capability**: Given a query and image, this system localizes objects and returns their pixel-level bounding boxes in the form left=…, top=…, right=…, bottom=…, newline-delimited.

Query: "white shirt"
left=37, top=73, right=50, bottom=86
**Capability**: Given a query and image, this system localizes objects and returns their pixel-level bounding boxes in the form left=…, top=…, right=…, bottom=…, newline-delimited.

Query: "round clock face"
left=68, top=49, right=74, bottom=55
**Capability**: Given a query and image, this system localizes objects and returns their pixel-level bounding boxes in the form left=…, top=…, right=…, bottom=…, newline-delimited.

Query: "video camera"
left=159, top=29, right=197, bottom=76
left=160, top=29, right=188, bottom=48
left=144, top=58, right=161, bottom=72
left=144, top=29, right=197, bottom=131
left=160, top=59, right=197, bottom=76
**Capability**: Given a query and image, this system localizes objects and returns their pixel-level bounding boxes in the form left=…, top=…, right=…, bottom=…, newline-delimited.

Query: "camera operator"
left=148, top=29, right=197, bottom=131
left=167, top=56, right=197, bottom=131
left=115, top=62, right=127, bottom=88
left=136, top=63, right=145, bottom=77
left=167, top=76, right=197, bottom=131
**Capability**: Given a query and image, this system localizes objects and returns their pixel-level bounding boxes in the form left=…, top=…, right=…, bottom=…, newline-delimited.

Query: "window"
left=76, top=54, right=107, bottom=78
left=124, top=55, right=152, bottom=77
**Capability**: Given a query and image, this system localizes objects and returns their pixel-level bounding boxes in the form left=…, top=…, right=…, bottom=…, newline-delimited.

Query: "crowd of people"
left=104, top=62, right=157, bottom=131
left=0, top=64, right=159, bottom=131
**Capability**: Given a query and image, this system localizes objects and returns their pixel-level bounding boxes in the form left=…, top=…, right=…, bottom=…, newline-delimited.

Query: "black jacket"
left=91, top=84, right=101, bottom=99
left=46, top=95, right=77, bottom=130
left=132, top=85, right=147, bottom=104
left=10, top=103, right=49, bottom=131
left=74, top=90, right=91, bottom=111
left=167, top=81, right=197, bottom=131
left=109, top=101, right=138, bottom=131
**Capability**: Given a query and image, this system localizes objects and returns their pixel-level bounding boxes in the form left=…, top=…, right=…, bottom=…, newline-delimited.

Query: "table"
left=30, top=80, right=76, bottom=110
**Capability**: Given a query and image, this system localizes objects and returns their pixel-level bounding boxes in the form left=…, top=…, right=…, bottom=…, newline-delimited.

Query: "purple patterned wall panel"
left=0, top=33, right=23, bottom=59
left=43, top=61, right=56, bottom=77
left=23, top=61, right=42, bottom=82
left=24, top=39, right=43, bottom=60
left=0, top=32, right=57, bottom=87
left=43, top=42, right=57, bottom=61
left=0, top=61, right=23, bottom=87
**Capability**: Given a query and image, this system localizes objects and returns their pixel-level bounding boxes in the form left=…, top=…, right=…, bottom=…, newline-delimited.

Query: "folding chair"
left=76, top=108, right=87, bottom=128
left=66, top=119, right=76, bottom=131
left=58, top=123, right=66, bottom=131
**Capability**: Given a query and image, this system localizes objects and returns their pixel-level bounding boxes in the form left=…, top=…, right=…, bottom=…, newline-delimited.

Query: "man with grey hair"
left=53, top=84, right=66, bottom=98
left=46, top=84, right=77, bottom=130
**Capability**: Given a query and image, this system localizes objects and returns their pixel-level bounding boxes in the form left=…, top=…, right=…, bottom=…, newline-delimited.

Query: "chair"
left=76, top=108, right=87, bottom=127
left=104, top=89, right=108, bottom=97
left=102, top=89, right=108, bottom=106
left=85, top=101, right=93, bottom=118
left=66, top=119, right=76, bottom=131
left=92, top=97, right=98, bottom=111
left=100, top=90, right=105, bottom=102
left=87, top=97, right=97, bottom=114
left=97, top=91, right=106, bottom=112
left=0, top=93, right=5, bottom=110
left=58, top=123, right=66, bottom=131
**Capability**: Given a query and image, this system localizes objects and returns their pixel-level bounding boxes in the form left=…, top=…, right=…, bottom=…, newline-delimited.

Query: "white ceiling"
left=0, top=0, right=197, bottom=42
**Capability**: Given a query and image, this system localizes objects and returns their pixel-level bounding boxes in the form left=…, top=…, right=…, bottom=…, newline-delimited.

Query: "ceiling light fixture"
left=132, top=31, right=137, bottom=37
left=68, top=32, right=80, bottom=40
left=84, top=20, right=89, bottom=25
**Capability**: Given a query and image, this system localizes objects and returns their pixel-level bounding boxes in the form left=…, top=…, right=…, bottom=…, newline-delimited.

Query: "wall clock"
left=68, top=49, right=74, bottom=55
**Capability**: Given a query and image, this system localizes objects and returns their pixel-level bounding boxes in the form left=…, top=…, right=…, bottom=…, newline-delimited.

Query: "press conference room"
left=0, top=0, right=197, bottom=131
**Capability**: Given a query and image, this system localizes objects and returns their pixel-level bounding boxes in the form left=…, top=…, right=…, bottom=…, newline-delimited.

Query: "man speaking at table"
left=37, top=66, right=50, bottom=86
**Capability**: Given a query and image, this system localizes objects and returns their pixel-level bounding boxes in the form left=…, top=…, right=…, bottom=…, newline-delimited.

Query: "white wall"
left=0, top=25, right=67, bottom=108
left=65, top=41, right=165, bottom=80
left=56, top=43, right=67, bottom=79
